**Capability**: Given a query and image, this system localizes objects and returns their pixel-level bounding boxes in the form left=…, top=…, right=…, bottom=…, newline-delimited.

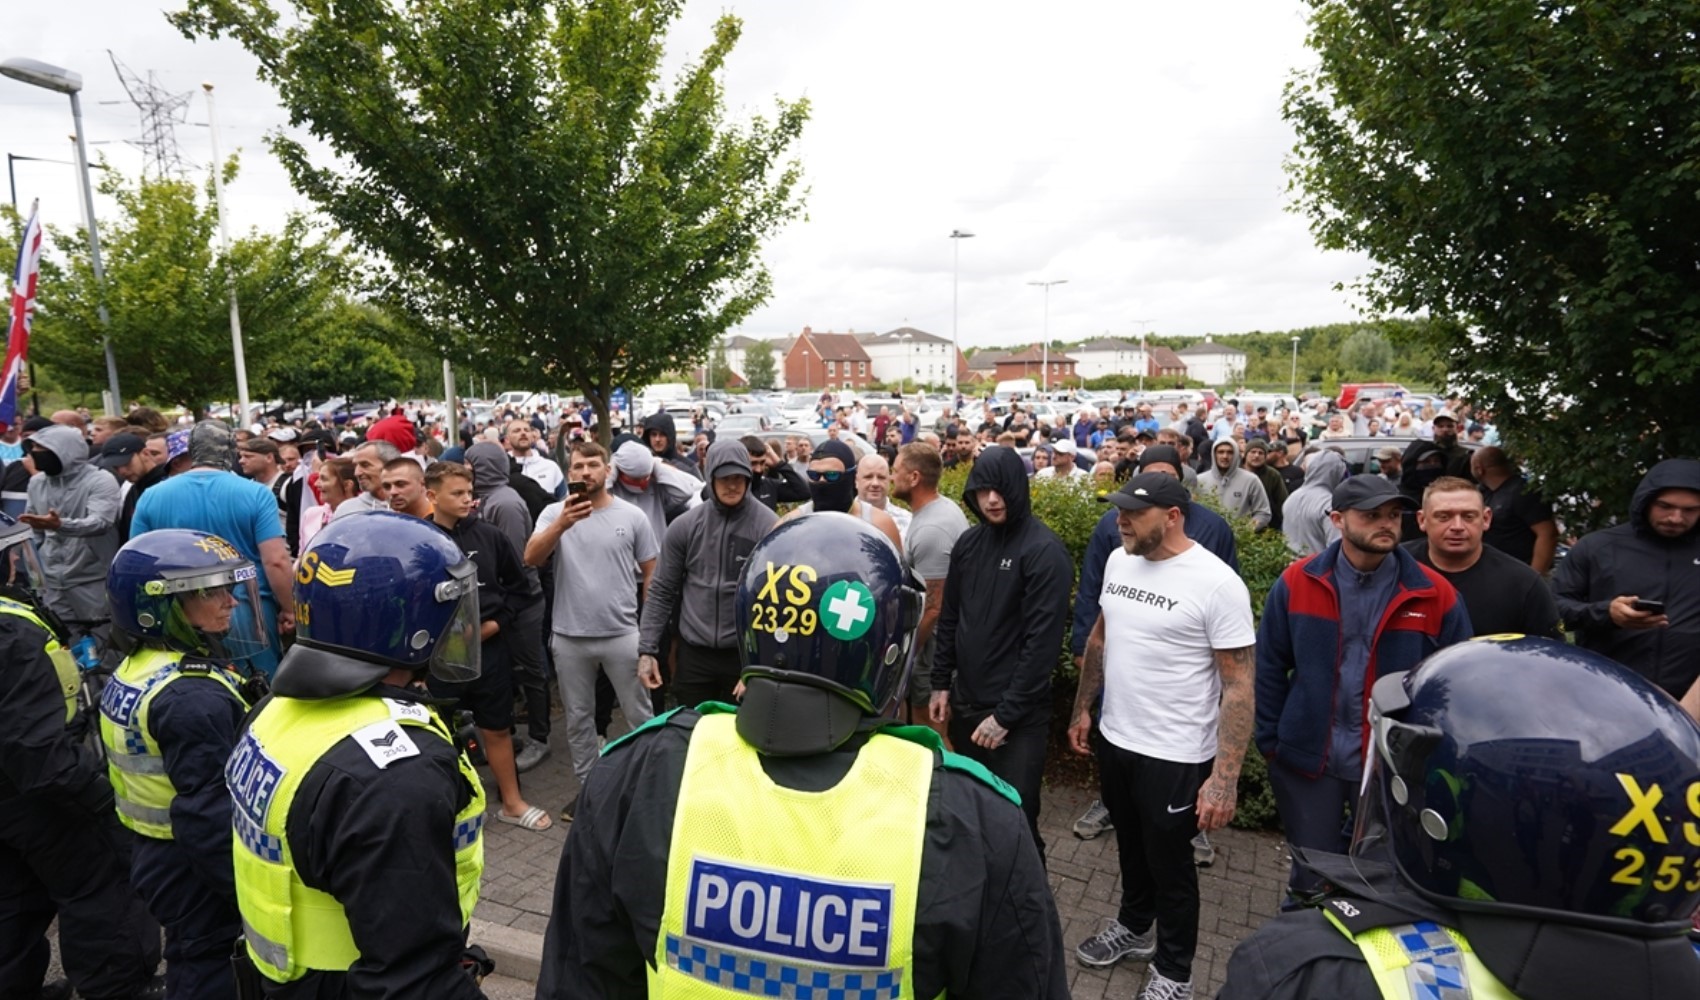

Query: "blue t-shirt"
left=130, top=470, right=284, bottom=604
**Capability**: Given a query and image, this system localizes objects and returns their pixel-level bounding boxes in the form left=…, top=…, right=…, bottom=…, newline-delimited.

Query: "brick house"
left=782, top=327, right=874, bottom=389
left=992, top=344, right=1078, bottom=386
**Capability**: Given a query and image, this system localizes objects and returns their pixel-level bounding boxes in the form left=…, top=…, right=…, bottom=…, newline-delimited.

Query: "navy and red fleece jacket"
left=1254, top=540, right=1471, bottom=776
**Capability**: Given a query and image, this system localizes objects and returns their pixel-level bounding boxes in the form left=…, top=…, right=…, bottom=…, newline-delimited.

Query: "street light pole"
left=1131, top=318, right=1153, bottom=393
left=1289, top=335, right=1301, bottom=395
left=1, top=58, right=122, bottom=413
left=949, top=229, right=974, bottom=408
left=203, top=83, right=251, bottom=428
left=1027, top=279, right=1067, bottom=393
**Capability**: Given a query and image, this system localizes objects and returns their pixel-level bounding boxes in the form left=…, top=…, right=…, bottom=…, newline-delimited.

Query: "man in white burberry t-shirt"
left=1067, top=472, right=1256, bottom=1000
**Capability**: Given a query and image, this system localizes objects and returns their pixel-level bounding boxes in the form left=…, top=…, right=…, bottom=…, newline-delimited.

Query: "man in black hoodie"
left=1552, top=458, right=1700, bottom=700
left=642, top=411, right=700, bottom=480
left=931, top=446, right=1073, bottom=860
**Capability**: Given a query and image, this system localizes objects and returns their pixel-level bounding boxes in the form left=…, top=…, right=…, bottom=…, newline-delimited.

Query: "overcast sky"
left=6, top=1, right=1370, bottom=350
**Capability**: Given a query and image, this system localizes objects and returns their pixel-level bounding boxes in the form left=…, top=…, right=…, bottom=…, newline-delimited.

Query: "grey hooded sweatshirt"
left=465, top=442, right=542, bottom=595
left=1198, top=438, right=1272, bottom=528
left=26, top=424, right=120, bottom=619
left=639, top=439, right=776, bottom=652
left=1282, top=450, right=1349, bottom=556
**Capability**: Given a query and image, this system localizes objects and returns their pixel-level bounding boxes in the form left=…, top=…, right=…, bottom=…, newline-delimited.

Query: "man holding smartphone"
left=1553, top=458, right=1700, bottom=700
left=525, top=441, right=659, bottom=821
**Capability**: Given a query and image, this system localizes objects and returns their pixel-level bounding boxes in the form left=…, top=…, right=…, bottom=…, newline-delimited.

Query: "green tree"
left=707, top=341, right=735, bottom=390
left=1284, top=1, right=1700, bottom=524
left=254, top=300, right=416, bottom=409
left=1337, top=328, right=1392, bottom=378
left=743, top=339, right=777, bottom=390
left=173, top=0, right=809, bottom=445
left=25, top=164, right=345, bottom=414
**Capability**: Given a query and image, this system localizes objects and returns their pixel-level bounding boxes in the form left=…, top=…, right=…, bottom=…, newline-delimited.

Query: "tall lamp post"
left=202, top=83, right=251, bottom=428
left=0, top=57, right=122, bottom=414
left=1131, top=318, right=1153, bottom=393
left=1289, top=335, right=1301, bottom=395
left=1027, top=279, right=1067, bottom=393
left=949, top=229, right=974, bottom=407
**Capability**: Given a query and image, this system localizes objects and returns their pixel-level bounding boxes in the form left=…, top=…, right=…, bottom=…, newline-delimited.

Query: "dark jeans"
left=947, top=706, right=1048, bottom=865
left=509, top=599, right=551, bottom=743
left=1097, top=741, right=1210, bottom=983
left=130, top=835, right=239, bottom=1000
left=1266, top=759, right=1358, bottom=897
left=674, top=642, right=741, bottom=709
left=0, top=789, right=161, bottom=1000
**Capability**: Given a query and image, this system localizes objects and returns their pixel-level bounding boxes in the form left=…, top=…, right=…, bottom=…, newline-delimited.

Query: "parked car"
left=1335, top=382, right=1415, bottom=410
left=715, top=412, right=773, bottom=435
left=1304, top=435, right=1480, bottom=475
left=751, top=428, right=877, bottom=463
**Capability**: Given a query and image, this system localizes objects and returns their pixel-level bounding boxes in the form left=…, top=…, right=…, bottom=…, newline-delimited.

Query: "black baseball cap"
left=94, top=432, right=146, bottom=470
left=1104, top=472, right=1191, bottom=512
left=1331, top=476, right=1417, bottom=512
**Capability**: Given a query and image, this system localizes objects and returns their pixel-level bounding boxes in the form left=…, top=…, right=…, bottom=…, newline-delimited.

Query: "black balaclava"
left=26, top=441, right=61, bottom=477
left=808, top=439, right=859, bottom=513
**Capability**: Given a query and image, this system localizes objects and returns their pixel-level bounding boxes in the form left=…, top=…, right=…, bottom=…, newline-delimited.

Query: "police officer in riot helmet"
left=1220, top=636, right=1700, bottom=999
left=0, top=512, right=164, bottom=1000
left=538, top=512, right=1070, bottom=999
left=101, top=529, right=271, bottom=1000
left=228, top=512, right=491, bottom=998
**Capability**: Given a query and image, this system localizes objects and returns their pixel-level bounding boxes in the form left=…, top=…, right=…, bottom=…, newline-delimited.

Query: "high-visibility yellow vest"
left=1324, top=909, right=1519, bottom=1000
left=228, top=693, right=485, bottom=983
left=98, top=646, right=246, bottom=838
left=0, top=596, right=77, bottom=724
left=652, top=712, right=937, bottom=999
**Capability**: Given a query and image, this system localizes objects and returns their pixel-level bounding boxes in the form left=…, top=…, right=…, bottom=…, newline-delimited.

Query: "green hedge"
left=930, top=462, right=1295, bottom=830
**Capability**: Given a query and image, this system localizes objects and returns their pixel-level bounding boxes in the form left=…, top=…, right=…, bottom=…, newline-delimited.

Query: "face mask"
left=808, top=470, right=857, bottom=513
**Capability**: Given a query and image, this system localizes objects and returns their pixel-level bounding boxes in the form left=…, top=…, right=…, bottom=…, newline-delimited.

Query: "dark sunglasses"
left=806, top=469, right=844, bottom=483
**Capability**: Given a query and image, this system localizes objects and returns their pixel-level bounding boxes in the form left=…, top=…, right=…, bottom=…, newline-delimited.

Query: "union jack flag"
left=1, top=202, right=42, bottom=431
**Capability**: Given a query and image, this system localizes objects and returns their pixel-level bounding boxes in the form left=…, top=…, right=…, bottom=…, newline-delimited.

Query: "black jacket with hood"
left=932, top=446, right=1073, bottom=730
left=1552, top=459, right=1700, bottom=698
left=641, top=411, right=701, bottom=481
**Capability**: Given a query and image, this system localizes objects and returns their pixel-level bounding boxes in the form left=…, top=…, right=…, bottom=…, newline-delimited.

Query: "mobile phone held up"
left=568, top=481, right=588, bottom=498
left=1630, top=598, right=1665, bottom=615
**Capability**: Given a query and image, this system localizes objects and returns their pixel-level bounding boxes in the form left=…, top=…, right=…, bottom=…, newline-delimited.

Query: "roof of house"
left=1150, top=346, right=1187, bottom=370
left=724, top=335, right=765, bottom=349
left=858, top=326, right=952, bottom=346
left=1175, top=339, right=1247, bottom=357
left=997, top=344, right=1078, bottom=364
left=1074, top=337, right=1142, bottom=353
left=792, top=329, right=871, bottom=362
left=966, top=350, right=1007, bottom=370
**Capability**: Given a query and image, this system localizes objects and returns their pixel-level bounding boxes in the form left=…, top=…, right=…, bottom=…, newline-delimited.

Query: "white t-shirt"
left=1034, top=464, right=1087, bottom=481
left=1098, top=542, right=1254, bottom=763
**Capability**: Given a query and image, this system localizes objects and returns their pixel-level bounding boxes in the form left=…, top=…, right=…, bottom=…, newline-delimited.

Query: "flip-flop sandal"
left=494, top=805, right=552, bottom=832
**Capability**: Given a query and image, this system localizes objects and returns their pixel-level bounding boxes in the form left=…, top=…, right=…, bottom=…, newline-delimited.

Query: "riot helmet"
left=107, top=529, right=268, bottom=661
left=271, top=511, right=480, bottom=698
left=1356, top=635, right=1700, bottom=934
left=734, top=513, right=921, bottom=754
left=0, top=511, right=51, bottom=610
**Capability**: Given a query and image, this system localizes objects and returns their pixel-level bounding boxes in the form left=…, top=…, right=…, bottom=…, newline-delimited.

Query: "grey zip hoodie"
left=26, top=424, right=121, bottom=593
left=465, top=442, right=542, bottom=595
left=639, top=439, right=776, bottom=652
left=1281, top=450, right=1349, bottom=556
left=1198, top=437, right=1272, bottom=528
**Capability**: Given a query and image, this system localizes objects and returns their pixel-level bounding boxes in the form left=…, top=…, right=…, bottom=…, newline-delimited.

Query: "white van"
left=994, top=378, right=1040, bottom=400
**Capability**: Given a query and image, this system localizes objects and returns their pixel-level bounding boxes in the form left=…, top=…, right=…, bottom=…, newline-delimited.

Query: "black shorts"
left=428, top=638, right=513, bottom=731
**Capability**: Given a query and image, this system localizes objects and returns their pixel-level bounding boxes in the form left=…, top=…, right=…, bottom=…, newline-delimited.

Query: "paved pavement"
left=474, top=727, right=1291, bottom=999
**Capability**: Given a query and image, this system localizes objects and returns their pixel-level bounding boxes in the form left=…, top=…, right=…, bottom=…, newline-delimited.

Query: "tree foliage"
left=1284, top=1, right=1700, bottom=524
left=743, top=339, right=777, bottom=390
left=1337, top=328, right=1393, bottom=378
left=172, top=0, right=809, bottom=444
left=23, top=164, right=345, bottom=414
left=253, top=300, right=416, bottom=409
left=707, top=341, right=735, bottom=390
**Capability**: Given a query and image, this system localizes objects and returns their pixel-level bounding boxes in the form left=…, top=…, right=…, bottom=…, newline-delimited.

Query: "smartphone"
left=567, top=481, right=588, bottom=498
left=1631, top=598, right=1666, bottom=615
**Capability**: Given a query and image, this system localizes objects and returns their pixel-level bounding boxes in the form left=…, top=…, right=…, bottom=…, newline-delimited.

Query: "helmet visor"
left=0, top=533, right=48, bottom=597
left=428, top=560, right=481, bottom=684
left=159, top=564, right=270, bottom=662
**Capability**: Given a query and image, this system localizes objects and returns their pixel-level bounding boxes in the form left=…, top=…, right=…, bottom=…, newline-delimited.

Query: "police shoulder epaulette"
left=601, top=701, right=733, bottom=756
left=880, top=723, right=1022, bottom=808
left=1315, top=892, right=1418, bottom=937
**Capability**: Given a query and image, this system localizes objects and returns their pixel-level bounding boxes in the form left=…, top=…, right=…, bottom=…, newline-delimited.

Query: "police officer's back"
left=101, top=529, right=271, bottom=1000
left=1220, top=636, right=1700, bottom=999
left=229, top=512, right=490, bottom=998
left=538, top=512, right=1070, bottom=998
left=0, top=512, right=162, bottom=1000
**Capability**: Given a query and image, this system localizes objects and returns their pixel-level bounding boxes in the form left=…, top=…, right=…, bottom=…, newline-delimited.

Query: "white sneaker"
left=1075, top=918, right=1156, bottom=967
left=1139, top=970, right=1192, bottom=1000
left=1073, top=798, right=1114, bottom=840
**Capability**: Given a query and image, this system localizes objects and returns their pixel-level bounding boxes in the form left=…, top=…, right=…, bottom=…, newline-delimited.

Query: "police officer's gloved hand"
left=459, top=945, right=494, bottom=985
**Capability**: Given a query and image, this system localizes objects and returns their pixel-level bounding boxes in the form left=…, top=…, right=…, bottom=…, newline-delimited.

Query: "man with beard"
left=1241, top=440, right=1287, bottom=532
left=777, top=440, right=903, bottom=551
left=1198, top=439, right=1272, bottom=529
left=1068, top=474, right=1255, bottom=999
left=932, top=447, right=1072, bottom=862
left=1255, top=476, right=1471, bottom=895
left=892, top=443, right=968, bottom=736
left=1429, top=408, right=1472, bottom=479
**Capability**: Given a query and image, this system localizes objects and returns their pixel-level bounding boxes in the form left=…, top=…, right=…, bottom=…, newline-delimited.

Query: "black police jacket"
left=535, top=708, right=1070, bottom=1000
left=1219, top=850, right=1700, bottom=1000
left=0, top=614, right=103, bottom=806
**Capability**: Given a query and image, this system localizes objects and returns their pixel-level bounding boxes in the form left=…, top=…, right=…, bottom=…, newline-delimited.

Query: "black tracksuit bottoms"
left=1097, top=740, right=1212, bottom=984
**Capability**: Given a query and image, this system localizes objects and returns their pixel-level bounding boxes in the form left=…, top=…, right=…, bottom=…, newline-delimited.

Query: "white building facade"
left=858, top=328, right=954, bottom=388
left=1072, top=338, right=1150, bottom=380
left=1174, top=336, right=1248, bottom=387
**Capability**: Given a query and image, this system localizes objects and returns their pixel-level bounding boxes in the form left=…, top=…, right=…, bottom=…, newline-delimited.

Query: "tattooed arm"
left=1066, top=614, right=1106, bottom=756
left=1198, top=644, right=1256, bottom=830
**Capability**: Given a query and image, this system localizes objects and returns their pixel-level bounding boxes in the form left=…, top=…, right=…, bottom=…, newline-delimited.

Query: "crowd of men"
left=0, top=385, right=1696, bottom=1000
